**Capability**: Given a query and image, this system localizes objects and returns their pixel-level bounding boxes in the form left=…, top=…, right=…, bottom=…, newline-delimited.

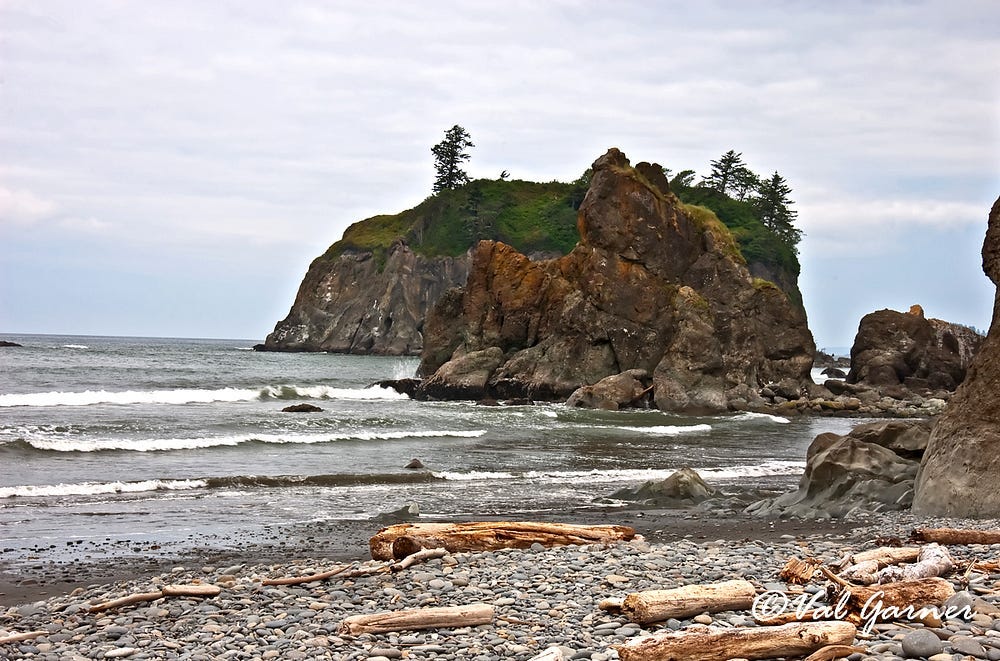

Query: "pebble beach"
left=4, top=512, right=1000, bottom=660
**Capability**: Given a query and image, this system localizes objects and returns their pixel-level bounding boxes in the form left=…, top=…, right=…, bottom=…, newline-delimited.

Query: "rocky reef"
left=259, top=241, right=469, bottom=354
left=914, top=195, right=1000, bottom=517
left=416, top=149, right=815, bottom=413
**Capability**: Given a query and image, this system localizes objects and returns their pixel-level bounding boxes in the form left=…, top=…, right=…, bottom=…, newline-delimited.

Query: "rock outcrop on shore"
left=416, top=149, right=815, bottom=412
left=748, top=420, right=931, bottom=518
left=259, top=241, right=470, bottom=355
left=914, top=195, right=1000, bottom=517
left=847, top=304, right=983, bottom=395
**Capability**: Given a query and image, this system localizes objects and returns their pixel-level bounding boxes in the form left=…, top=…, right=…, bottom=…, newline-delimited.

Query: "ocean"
left=0, top=334, right=863, bottom=567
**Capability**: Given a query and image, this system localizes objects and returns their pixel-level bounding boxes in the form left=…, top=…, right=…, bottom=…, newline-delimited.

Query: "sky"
left=2, top=1, right=999, bottom=350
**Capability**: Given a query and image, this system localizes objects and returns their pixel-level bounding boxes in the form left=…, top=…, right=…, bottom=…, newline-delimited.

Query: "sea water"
left=0, top=334, right=862, bottom=564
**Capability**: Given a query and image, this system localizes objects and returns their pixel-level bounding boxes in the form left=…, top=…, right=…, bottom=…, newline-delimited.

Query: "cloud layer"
left=2, top=1, right=998, bottom=344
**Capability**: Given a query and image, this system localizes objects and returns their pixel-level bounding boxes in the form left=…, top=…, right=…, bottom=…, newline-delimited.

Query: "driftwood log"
left=262, top=548, right=449, bottom=586
left=614, top=621, right=857, bottom=661
left=803, top=644, right=867, bottom=661
left=913, top=527, right=1000, bottom=545
left=839, top=546, right=920, bottom=570
left=369, top=521, right=635, bottom=560
left=339, top=603, right=494, bottom=635
left=622, top=580, right=757, bottom=624
left=88, top=584, right=222, bottom=613
left=874, top=543, right=954, bottom=583
left=0, top=630, right=48, bottom=645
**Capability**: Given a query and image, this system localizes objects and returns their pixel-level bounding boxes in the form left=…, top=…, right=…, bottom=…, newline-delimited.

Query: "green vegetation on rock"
left=320, top=178, right=580, bottom=269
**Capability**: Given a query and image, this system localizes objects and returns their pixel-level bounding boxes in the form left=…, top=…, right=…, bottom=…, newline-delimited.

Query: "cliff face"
left=417, top=149, right=815, bottom=412
left=262, top=241, right=469, bottom=355
left=914, top=195, right=1000, bottom=517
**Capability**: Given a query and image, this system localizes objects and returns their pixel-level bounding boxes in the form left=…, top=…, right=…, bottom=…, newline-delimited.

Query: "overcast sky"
left=2, top=1, right=998, bottom=349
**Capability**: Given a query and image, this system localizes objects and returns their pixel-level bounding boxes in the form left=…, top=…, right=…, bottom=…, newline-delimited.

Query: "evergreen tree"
left=753, top=171, right=802, bottom=250
left=704, top=150, right=746, bottom=195
left=431, top=125, right=475, bottom=193
left=669, top=169, right=698, bottom=190
left=731, top=167, right=761, bottom=202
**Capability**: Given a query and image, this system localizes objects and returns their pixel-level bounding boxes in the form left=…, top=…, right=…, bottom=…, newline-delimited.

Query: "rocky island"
left=416, top=149, right=815, bottom=412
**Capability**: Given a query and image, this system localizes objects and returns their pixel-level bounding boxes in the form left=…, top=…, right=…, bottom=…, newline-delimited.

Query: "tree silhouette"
left=431, top=125, right=474, bottom=193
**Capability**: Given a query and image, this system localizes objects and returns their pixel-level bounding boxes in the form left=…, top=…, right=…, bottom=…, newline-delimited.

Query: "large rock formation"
left=914, top=195, right=1000, bottom=517
left=847, top=304, right=983, bottom=394
left=416, top=149, right=815, bottom=412
left=747, top=420, right=931, bottom=518
left=260, top=241, right=469, bottom=354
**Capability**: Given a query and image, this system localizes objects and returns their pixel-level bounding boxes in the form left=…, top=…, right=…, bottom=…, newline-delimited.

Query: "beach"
left=3, top=510, right=1000, bottom=660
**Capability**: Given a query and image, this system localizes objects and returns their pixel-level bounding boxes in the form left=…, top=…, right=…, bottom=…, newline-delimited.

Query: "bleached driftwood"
left=369, top=521, right=635, bottom=560
left=339, top=603, right=494, bottom=635
left=874, top=543, right=954, bottom=583
left=614, top=621, right=858, bottom=661
left=0, top=630, right=48, bottom=645
left=621, top=580, right=757, bottom=625
left=262, top=565, right=350, bottom=586
left=88, top=584, right=220, bottom=613
left=598, top=596, right=625, bottom=613
left=838, top=546, right=920, bottom=571
left=913, top=527, right=1000, bottom=545
left=528, top=648, right=566, bottom=661
left=262, top=547, right=449, bottom=586
left=839, top=559, right=881, bottom=585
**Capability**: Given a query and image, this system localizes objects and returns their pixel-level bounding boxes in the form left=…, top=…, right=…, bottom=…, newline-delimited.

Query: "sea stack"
left=416, top=148, right=815, bottom=412
left=914, top=195, right=1000, bottom=517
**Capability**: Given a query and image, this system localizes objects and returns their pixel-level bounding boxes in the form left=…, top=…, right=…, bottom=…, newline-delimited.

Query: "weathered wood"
left=0, top=630, right=48, bottom=645
left=833, top=576, right=956, bottom=625
left=839, top=559, right=880, bottom=585
left=262, top=565, right=350, bottom=586
left=89, top=590, right=165, bottom=613
left=622, top=579, right=757, bottom=624
left=614, top=621, right=858, bottom=661
left=874, top=543, right=954, bottom=583
left=161, top=584, right=222, bottom=597
left=369, top=521, right=635, bottom=560
left=599, top=596, right=625, bottom=613
left=391, top=546, right=448, bottom=571
left=803, top=644, right=867, bottom=661
left=841, top=546, right=920, bottom=569
left=780, top=556, right=822, bottom=584
left=913, top=527, right=1000, bottom=545
left=339, top=602, right=494, bottom=635
left=528, top=648, right=566, bottom=661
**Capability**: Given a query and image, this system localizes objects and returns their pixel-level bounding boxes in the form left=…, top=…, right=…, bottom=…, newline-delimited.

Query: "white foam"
left=61, top=344, right=89, bottom=349
left=617, top=424, right=712, bottom=435
left=0, top=479, right=207, bottom=498
left=0, top=384, right=408, bottom=408
left=434, top=470, right=517, bottom=481
left=727, top=412, right=791, bottom=424
left=21, top=429, right=486, bottom=452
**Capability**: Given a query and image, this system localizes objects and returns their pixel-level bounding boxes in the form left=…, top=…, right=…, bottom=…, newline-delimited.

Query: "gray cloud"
left=1, top=0, right=998, bottom=342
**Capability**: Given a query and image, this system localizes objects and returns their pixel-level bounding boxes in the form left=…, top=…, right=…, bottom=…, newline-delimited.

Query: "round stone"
left=901, top=629, right=944, bottom=658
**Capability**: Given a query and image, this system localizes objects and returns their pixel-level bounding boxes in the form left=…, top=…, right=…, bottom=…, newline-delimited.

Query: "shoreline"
left=0, top=509, right=859, bottom=609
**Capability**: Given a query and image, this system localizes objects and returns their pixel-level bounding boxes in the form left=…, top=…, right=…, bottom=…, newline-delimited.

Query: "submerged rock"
left=281, top=403, right=323, bottom=413
left=610, top=467, right=717, bottom=506
left=915, top=195, right=1000, bottom=517
left=416, top=149, right=814, bottom=412
left=0, top=340, right=22, bottom=347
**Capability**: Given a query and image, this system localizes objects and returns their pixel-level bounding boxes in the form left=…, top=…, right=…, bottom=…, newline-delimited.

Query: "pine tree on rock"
left=753, top=171, right=802, bottom=250
left=431, top=125, right=475, bottom=193
left=705, top=150, right=746, bottom=195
